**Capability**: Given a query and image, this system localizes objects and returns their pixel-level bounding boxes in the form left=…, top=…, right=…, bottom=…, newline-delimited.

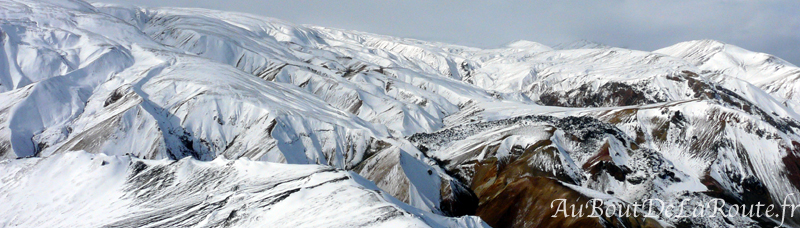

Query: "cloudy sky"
left=97, top=0, right=800, bottom=65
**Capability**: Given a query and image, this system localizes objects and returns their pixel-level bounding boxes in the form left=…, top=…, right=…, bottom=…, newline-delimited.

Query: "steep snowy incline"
left=0, top=0, right=389, bottom=165
left=95, top=4, right=507, bottom=136
left=0, top=151, right=488, bottom=228
left=0, top=0, right=488, bottom=217
left=3, top=0, right=800, bottom=227
left=92, top=5, right=800, bottom=118
left=656, top=40, right=800, bottom=102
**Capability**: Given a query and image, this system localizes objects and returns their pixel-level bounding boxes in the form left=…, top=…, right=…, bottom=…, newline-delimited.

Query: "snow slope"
left=0, top=0, right=466, bottom=216
left=2, top=0, right=800, bottom=227
left=0, top=151, right=487, bottom=228
left=657, top=40, right=800, bottom=103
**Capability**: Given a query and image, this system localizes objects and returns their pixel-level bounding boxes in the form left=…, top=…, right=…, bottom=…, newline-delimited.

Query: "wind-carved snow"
left=0, top=0, right=464, bottom=216
left=0, top=151, right=488, bottom=228
left=2, top=0, right=800, bottom=227
left=657, top=40, right=800, bottom=103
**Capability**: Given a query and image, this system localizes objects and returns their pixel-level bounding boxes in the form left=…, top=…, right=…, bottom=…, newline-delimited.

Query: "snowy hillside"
left=2, top=0, right=800, bottom=227
left=0, top=151, right=486, bottom=227
left=657, top=40, right=800, bottom=102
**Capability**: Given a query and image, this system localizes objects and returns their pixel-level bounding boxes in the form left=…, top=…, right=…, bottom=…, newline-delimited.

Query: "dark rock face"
left=471, top=175, right=662, bottom=228
left=439, top=179, right=479, bottom=217
left=539, top=82, right=663, bottom=108
left=783, top=142, right=800, bottom=194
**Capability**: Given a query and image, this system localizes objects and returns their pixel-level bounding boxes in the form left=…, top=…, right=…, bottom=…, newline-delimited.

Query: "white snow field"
left=1, top=0, right=800, bottom=227
left=0, top=151, right=487, bottom=227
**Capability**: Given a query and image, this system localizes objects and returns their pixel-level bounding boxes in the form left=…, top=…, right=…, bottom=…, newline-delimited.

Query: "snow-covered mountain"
left=656, top=40, right=800, bottom=103
left=0, top=151, right=486, bottom=227
left=1, top=0, right=800, bottom=227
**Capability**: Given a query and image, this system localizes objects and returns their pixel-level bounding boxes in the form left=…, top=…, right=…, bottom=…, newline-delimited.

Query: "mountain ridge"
left=2, top=0, right=800, bottom=227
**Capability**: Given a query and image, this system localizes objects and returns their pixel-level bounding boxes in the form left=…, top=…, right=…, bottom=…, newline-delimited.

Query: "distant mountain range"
left=2, top=0, right=800, bottom=227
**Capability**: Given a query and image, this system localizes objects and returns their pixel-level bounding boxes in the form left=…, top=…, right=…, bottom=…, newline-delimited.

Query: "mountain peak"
left=504, top=40, right=552, bottom=51
left=683, top=39, right=727, bottom=47
left=657, top=39, right=796, bottom=68
left=656, top=39, right=800, bottom=101
left=3, top=0, right=800, bottom=227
